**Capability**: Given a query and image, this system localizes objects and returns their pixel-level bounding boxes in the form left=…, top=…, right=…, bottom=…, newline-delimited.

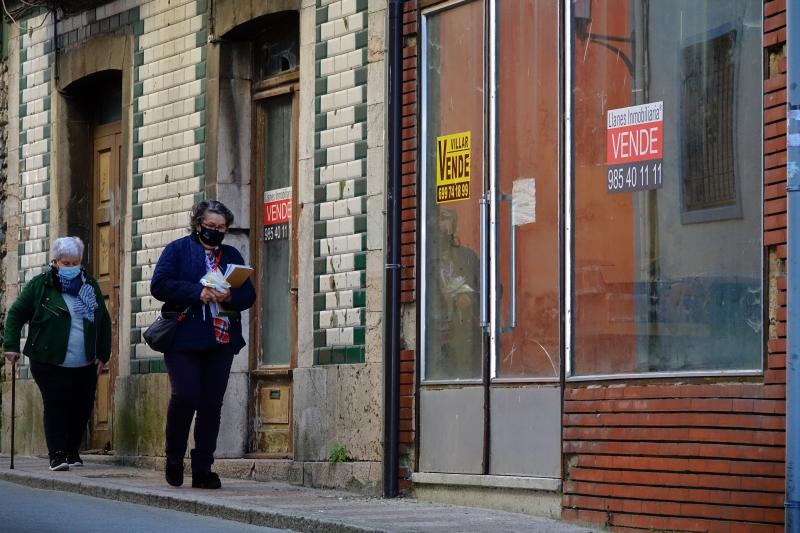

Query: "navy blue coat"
left=150, top=234, right=256, bottom=354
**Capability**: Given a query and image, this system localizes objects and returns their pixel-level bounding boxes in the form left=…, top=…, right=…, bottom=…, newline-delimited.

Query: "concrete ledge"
left=412, top=472, right=561, bottom=492
left=412, top=482, right=563, bottom=520
left=82, top=454, right=380, bottom=495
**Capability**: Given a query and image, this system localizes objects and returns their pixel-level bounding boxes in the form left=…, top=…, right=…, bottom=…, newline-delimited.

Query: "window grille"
left=681, top=29, right=737, bottom=212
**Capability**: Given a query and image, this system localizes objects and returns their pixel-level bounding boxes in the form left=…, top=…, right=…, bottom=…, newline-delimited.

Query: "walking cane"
left=10, top=357, right=15, bottom=470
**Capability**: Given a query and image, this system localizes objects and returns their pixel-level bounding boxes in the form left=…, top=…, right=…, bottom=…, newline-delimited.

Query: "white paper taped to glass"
left=512, top=178, right=536, bottom=226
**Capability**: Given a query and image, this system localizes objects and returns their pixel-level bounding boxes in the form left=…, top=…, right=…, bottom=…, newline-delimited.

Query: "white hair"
left=50, top=236, right=85, bottom=262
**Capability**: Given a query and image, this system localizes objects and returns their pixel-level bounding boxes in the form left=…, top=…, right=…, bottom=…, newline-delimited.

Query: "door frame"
left=247, top=70, right=300, bottom=458
left=416, top=0, right=564, bottom=477
left=418, top=0, right=490, bottom=476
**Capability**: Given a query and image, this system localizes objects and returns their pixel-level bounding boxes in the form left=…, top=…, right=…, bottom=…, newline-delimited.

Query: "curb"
left=0, top=469, right=389, bottom=533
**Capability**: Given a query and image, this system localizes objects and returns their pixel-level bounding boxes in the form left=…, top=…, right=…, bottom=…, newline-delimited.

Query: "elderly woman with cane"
left=3, top=236, right=111, bottom=471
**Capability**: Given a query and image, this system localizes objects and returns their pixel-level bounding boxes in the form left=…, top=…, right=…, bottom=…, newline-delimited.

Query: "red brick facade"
left=401, top=1, right=786, bottom=530
left=399, top=0, right=418, bottom=492
left=564, top=1, right=787, bottom=530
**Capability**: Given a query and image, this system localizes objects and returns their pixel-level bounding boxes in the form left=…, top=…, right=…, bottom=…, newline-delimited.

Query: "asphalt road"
left=0, top=479, right=292, bottom=533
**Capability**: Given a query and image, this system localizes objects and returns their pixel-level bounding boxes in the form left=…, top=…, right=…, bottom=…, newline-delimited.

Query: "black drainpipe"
left=383, top=0, right=404, bottom=499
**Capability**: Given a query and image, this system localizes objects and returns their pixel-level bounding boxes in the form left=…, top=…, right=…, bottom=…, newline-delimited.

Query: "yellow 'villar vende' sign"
left=436, top=131, right=471, bottom=203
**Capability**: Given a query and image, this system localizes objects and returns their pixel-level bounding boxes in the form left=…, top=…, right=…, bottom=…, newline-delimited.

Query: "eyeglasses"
left=201, top=223, right=227, bottom=232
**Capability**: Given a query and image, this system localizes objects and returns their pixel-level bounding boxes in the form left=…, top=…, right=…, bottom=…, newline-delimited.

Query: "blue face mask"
left=58, top=265, right=81, bottom=280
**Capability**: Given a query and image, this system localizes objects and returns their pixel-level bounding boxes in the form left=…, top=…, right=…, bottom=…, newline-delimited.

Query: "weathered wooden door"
left=90, top=122, right=121, bottom=451
left=249, top=88, right=299, bottom=457
left=240, top=16, right=302, bottom=456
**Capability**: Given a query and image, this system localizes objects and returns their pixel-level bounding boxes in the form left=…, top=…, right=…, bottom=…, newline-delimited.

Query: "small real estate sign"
left=606, top=101, right=663, bottom=193
left=263, top=187, right=291, bottom=241
left=436, top=131, right=471, bottom=203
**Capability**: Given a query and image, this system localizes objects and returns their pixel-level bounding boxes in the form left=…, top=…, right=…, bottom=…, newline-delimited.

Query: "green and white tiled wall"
left=14, top=0, right=208, bottom=371
left=14, top=0, right=373, bottom=369
left=17, top=12, right=53, bottom=285
left=129, top=0, right=208, bottom=363
left=17, top=2, right=152, bottom=287
left=313, top=0, right=370, bottom=365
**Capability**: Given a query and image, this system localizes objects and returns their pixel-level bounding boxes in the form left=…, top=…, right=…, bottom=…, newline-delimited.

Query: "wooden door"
left=248, top=86, right=299, bottom=457
left=90, top=122, right=121, bottom=451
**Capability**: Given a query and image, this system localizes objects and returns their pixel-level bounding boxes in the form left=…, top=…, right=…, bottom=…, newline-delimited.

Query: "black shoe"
left=67, top=453, right=83, bottom=467
left=165, top=461, right=184, bottom=487
left=49, top=452, right=69, bottom=472
left=191, top=471, right=221, bottom=489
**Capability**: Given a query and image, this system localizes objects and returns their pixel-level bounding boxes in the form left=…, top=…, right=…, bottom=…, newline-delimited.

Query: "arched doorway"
left=59, top=70, right=123, bottom=452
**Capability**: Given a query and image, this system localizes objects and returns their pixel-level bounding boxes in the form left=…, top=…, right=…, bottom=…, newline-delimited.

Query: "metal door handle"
left=479, top=194, right=489, bottom=330
left=499, top=194, right=516, bottom=332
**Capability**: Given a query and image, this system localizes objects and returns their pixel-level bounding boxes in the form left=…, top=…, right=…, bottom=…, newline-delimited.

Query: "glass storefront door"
left=419, top=0, right=561, bottom=478
left=420, top=0, right=486, bottom=474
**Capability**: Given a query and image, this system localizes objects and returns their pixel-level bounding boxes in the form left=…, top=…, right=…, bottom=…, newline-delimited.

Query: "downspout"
left=787, top=3, right=800, bottom=529
left=383, top=0, right=404, bottom=499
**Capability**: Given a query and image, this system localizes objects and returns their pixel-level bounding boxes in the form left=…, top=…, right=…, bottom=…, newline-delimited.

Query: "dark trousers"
left=164, top=348, right=234, bottom=472
left=30, top=360, right=97, bottom=459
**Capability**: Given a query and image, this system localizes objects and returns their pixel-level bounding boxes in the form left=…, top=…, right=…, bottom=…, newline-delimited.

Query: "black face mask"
left=198, top=227, right=225, bottom=247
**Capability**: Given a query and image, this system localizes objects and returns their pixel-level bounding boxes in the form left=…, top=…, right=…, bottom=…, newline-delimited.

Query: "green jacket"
left=3, top=268, right=112, bottom=364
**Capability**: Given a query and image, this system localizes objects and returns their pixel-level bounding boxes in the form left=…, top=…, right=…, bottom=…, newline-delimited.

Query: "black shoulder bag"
left=143, top=307, right=190, bottom=353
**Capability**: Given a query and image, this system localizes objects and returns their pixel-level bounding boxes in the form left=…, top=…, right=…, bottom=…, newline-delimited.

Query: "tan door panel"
left=90, top=123, right=121, bottom=451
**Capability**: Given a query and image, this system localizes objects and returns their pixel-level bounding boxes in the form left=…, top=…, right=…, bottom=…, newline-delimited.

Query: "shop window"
left=571, top=0, right=762, bottom=377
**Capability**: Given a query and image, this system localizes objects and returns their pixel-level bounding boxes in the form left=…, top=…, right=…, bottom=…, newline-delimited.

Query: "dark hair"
left=190, top=200, right=234, bottom=232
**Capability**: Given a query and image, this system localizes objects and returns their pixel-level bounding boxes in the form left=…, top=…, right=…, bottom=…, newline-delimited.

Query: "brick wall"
left=400, top=0, right=416, bottom=306
left=562, top=2, right=787, bottom=531
left=398, top=0, right=417, bottom=492
left=562, top=385, right=786, bottom=531
left=0, top=53, right=9, bottom=330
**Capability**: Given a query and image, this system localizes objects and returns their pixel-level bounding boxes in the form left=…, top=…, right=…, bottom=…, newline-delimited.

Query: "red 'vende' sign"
left=263, top=187, right=292, bottom=225
left=607, top=121, right=663, bottom=164
left=264, top=198, right=291, bottom=225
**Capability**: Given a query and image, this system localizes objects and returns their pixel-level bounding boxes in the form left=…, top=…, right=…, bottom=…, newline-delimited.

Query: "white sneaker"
left=49, top=454, right=69, bottom=471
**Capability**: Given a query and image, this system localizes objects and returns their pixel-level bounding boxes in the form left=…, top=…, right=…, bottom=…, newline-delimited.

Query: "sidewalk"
left=0, top=455, right=600, bottom=533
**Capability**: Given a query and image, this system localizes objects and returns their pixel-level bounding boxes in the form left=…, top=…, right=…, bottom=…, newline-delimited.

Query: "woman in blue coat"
left=151, top=200, right=256, bottom=489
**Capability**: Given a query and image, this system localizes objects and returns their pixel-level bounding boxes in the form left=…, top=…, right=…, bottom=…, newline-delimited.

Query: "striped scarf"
left=204, top=250, right=230, bottom=344
left=57, top=270, right=98, bottom=322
